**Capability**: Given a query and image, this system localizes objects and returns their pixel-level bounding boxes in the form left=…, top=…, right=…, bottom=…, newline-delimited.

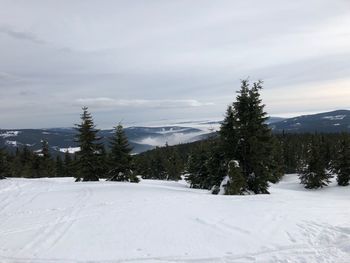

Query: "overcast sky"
left=0, top=0, right=350, bottom=128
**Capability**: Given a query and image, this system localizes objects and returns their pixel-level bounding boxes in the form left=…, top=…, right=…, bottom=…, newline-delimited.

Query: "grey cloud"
left=0, top=25, right=45, bottom=45
left=0, top=0, right=349, bottom=128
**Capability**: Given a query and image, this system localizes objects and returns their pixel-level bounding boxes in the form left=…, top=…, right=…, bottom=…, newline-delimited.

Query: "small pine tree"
left=75, top=107, right=101, bottom=182
left=333, top=134, right=350, bottom=186
left=108, top=124, right=138, bottom=182
left=38, top=140, right=55, bottom=177
left=225, top=160, right=246, bottom=195
left=298, top=137, right=332, bottom=189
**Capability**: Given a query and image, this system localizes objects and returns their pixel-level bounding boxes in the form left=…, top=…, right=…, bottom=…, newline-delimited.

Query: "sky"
left=0, top=0, right=350, bottom=129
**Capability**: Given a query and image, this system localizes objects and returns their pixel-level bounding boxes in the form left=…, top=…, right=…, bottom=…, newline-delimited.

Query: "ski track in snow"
left=0, top=175, right=350, bottom=263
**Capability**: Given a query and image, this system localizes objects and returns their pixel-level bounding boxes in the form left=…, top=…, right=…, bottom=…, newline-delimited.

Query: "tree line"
left=135, top=80, right=350, bottom=193
left=0, top=106, right=138, bottom=183
left=1, top=80, right=350, bottom=194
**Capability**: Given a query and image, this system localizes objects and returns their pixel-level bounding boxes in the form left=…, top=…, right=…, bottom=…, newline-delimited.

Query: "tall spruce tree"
left=75, top=107, right=101, bottom=182
left=108, top=124, right=138, bottom=182
left=298, top=136, right=332, bottom=189
left=333, top=134, right=350, bottom=186
left=233, top=80, right=278, bottom=194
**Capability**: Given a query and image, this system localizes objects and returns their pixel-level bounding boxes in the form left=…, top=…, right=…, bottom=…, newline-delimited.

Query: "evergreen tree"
left=298, top=137, right=332, bottom=189
left=108, top=124, right=138, bottom=182
left=38, top=140, right=55, bottom=177
left=55, top=155, right=65, bottom=177
left=206, top=144, right=227, bottom=193
left=63, top=150, right=73, bottom=177
left=147, top=150, right=167, bottom=180
left=234, top=80, right=278, bottom=194
left=220, top=105, right=238, bottom=160
left=333, top=134, right=350, bottom=186
left=0, top=148, right=9, bottom=179
left=96, top=146, right=109, bottom=179
left=186, top=147, right=210, bottom=189
left=225, top=160, right=246, bottom=195
left=75, top=107, right=101, bottom=181
left=268, top=137, right=285, bottom=183
left=164, top=146, right=182, bottom=181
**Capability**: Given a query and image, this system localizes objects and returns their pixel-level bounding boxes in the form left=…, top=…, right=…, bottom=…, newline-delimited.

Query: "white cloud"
left=75, top=97, right=214, bottom=109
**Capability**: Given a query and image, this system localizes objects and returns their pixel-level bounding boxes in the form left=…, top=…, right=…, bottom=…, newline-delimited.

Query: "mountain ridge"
left=1, top=110, right=349, bottom=154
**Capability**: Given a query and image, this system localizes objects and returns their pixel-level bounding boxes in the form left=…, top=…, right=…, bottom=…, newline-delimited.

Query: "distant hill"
left=1, top=110, right=349, bottom=155
left=270, top=110, right=350, bottom=133
left=0, top=126, right=206, bottom=155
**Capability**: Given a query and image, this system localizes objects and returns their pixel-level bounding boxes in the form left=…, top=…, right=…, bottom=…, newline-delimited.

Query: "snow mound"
left=0, top=175, right=349, bottom=262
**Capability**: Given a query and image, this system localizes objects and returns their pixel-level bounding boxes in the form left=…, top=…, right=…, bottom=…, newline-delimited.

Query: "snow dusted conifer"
left=234, top=80, right=276, bottom=194
left=298, top=136, right=332, bottom=189
left=108, top=124, right=138, bottom=182
left=75, top=106, right=101, bottom=182
left=225, top=160, right=246, bottom=195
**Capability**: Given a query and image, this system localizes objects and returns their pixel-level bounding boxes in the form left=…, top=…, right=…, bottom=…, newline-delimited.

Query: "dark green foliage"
left=268, top=137, right=285, bottom=183
left=225, top=161, right=246, bottom=195
left=55, top=155, right=65, bottom=177
left=298, top=136, right=333, bottom=189
left=163, top=145, right=182, bottom=181
left=0, top=148, right=10, bottom=179
left=134, top=143, right=186, bottom=181
left=37, top=140, right=55, bottom=178
left=220, top=105, right=238, bottom=160
left=186, top=147, right=210, bottom=189
left=233, top=80, right=275, bottom=194
left=205, top=143, right=227, bottom=192
left=63, top=151, right=74, bottom=177
left=96, top=146, right=109, bottom=179
left=148, top=151, right=167, bottom=180
left=108, top=124, right=138, bottom=182
left=333, top=134, right=350, bottom=186
left=75, top=107, right=101, bottom=182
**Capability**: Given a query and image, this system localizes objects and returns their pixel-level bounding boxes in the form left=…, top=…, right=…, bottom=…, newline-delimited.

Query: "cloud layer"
left=0, top=0, right=349, bottom=128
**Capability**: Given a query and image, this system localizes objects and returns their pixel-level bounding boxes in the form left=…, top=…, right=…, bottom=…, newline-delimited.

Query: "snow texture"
left=0, top=131, right=20, bottom=138
left=322, top=115, right=346, bottom=120
left=0, top=175, right=350, bottom=262
left=59, top=147, right=81, bottom=154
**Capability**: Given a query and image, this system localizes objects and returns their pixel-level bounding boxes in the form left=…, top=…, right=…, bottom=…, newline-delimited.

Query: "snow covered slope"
left=0, top=175, right=349, bottom=262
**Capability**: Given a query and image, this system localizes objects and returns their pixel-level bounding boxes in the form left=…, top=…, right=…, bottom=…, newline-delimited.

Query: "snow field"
left=0, top=175, right=350, bottom=262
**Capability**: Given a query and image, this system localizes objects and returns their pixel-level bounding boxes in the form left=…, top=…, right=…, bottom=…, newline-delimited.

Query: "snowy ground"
left=0, top=175, right=350, bottom=263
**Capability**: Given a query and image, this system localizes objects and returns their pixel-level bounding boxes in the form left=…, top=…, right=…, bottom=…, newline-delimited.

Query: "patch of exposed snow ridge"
left=5, top=140, right=17, bottom=146
left=322, top=115, right=346, bottom=120
left=0, top=131, right=20, bottom=138
left=59, top=147, right=80, bottom=154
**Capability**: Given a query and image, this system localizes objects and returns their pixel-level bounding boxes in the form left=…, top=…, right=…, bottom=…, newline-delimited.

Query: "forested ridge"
left=1, top=80, right=350, bottom=193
